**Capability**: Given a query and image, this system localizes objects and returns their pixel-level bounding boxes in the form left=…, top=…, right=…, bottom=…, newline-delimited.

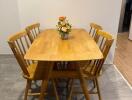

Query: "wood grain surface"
left=25, top=29, right=103, bottom=61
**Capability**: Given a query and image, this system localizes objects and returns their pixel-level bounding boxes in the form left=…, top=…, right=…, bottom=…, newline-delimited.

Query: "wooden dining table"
left=24, top=28, right=103, bottom=100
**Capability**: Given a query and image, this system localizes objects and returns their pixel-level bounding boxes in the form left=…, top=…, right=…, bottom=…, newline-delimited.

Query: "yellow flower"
left=61, top=21, right=66, bottom=26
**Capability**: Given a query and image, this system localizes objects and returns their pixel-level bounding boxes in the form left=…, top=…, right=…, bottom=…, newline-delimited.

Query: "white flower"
left=61, top=21, right=66, bottom=26
left=67, top=26, right=70, bottom=29
left=57, top=26, right=60, bottom=30
left=58, top=27, right=61, bottom=31
left=61, top=27, right=67, bottom=32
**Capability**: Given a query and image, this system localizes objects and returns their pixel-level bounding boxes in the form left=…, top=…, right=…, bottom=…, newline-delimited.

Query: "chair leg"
left=24, top=80, right=32, bottom=100
left=68, top=79, right=74, bottom=100
left=52, top=80, right=59, bottom=100
left=95, top=78, right=102, bottom=100
left=39, top=80, right=48, bottom=100
left=93, top=79, right=96, bottom=88
left=78, top=68, right=90, bottom=100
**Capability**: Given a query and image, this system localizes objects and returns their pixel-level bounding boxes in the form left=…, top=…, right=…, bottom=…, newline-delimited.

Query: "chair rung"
left=28, top=92, right=47, bottom=96
left=72, top=91, right=98, bottom=95
left=89, top=91, right=98, bottom=94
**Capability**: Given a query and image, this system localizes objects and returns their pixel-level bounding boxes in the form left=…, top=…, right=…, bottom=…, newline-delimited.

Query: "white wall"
left=0, top=0, right=122, bottom=64
left=0, top=0, right=20, bottom=54
left=18, top=0, right=122, bottom=64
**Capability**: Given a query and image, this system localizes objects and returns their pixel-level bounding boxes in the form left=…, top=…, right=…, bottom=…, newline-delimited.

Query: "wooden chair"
left=26, top=23, right=40, bottom=43
left=89, top=23, right=103, bottom=39
left=7, top=31, right=58, bottom=100
left=88, top=23, right=103, bottom=69
left=68, top=30, right=114, bottom=100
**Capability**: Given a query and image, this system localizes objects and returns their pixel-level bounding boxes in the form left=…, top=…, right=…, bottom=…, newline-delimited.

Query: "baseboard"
left=113, top=64, right=132, bottom=90
left=0, top=54, right=14, bottom=57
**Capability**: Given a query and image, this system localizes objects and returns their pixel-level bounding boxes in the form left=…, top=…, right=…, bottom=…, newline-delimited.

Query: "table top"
left=24, top=29, right=103, bottom=61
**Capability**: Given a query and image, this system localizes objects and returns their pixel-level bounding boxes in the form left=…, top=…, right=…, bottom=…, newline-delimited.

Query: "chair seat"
left=83, top=65, right=93, bottom=74
left=75, top=61, right=99, bottom=77
left=23, top=62, right=49, bottom=80
left=27, top=63, right=38, bottom=79
left=68, top=61, right=97, bottom=78
left=69, top=61, right=94, bottom=74
left=22, top=63, right=36, bottom=79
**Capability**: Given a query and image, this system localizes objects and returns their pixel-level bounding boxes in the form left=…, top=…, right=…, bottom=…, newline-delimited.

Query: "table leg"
left=38, top=61, right=54, bottom=100
left=78, top=68, right=90, bottom=100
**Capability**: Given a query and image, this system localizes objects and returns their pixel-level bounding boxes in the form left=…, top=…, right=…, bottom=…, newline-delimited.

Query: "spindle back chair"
left=87, top=30, right=113, bottom=76
left=68, top=30, right=114, bottom=100
left=89, top=23, right=103, bottom=39
left=26, top=23, right=40, bottom=43
left=7, top=31, right=58, bottom=100
left=8, top=31, right=32, bottom=76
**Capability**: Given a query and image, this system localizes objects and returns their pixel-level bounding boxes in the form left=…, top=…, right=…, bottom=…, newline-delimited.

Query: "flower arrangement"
left=57, top=16, right=72, bottom=39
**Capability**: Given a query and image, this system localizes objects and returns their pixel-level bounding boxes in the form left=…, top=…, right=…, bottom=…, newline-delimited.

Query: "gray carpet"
left=0, top=55, right=132, bottom=100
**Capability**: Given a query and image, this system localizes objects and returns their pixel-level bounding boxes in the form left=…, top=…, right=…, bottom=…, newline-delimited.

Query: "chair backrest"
left=7, top=31, right=32, bottom=77
left=89, top=23, right=103, bottom=39
left=85, top=30, right=114, bottom=76
left=26, top=23, right=40, bottom=43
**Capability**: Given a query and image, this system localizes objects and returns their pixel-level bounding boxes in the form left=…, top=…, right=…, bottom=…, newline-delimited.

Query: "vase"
left=60, top=33, right=69, bottom=40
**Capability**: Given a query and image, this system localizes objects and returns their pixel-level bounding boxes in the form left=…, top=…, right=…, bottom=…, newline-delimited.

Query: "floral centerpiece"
left=56, top=16, right=72, bottom=40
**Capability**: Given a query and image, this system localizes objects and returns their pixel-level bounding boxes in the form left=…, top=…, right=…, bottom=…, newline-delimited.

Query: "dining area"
left=7, top=16, right=114, bottom=100
left=1, top=0, right=132, bottom=100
